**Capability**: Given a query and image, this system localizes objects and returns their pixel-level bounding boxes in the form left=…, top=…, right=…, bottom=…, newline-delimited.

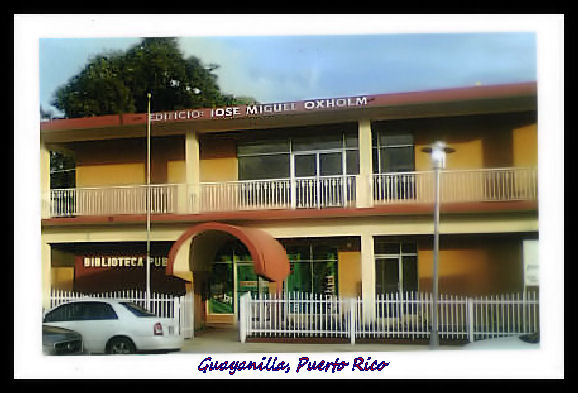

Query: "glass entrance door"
left=235, top=263, right=270, bottom=319
left=292, top=151, right=345, bottom=208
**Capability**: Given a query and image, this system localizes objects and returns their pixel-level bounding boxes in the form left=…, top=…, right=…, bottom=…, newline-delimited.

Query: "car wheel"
left=106, top=337, right=136, bottom=354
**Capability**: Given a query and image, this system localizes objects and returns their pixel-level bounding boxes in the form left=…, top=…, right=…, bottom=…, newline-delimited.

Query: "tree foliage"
left=51, top=37, right=252, bottom=118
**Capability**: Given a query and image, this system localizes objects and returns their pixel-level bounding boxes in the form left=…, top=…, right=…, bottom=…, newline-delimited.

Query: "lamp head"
left=422, top=141, right=455, bottom=169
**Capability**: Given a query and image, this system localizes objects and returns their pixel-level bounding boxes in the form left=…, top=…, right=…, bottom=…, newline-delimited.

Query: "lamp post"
left=422, top=141, right=454, bottom=348
left=146, top=93, right=152, bottom=309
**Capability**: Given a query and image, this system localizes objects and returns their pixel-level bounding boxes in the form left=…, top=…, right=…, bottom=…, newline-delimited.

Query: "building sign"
left=82, top=256, right=168, bottom=268
left=150, top=95, right=369, bottom=123
left=73, top=254, right=185, bottom=294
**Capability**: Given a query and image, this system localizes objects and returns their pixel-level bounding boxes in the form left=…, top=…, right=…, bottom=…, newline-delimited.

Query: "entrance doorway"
left=207, top=240, right=273, bottom=324
left=291, top=150, right=348, bottom=208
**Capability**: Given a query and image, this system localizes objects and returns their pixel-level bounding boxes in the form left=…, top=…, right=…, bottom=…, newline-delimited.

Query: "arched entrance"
left=166, top=222, right=291, bottom=328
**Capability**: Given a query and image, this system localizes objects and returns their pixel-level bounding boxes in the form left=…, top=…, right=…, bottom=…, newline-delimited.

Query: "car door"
left=77, top=302, right=122, bottom=353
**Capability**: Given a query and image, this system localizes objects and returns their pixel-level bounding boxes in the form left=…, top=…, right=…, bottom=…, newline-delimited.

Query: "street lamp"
left=422, top=141, right=455, bottom=348
left=146, top=93, right=152, bottom=309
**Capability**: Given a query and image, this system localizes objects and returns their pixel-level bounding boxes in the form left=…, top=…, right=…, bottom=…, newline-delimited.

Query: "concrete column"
left=40, top=138, right=51, bottom=219
left=185, top=130, right=200, bottom=213
left=360, top=232, right=375, bottom=320
left=172, top=238, right=193, bottom=282
left=41, top=241, right=51, bottom=311
left=357, top=119, right=373, bottom=208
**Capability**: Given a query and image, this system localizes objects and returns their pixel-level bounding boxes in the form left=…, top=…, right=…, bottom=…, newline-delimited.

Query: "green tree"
left=51, top=37, right=252, bottom=118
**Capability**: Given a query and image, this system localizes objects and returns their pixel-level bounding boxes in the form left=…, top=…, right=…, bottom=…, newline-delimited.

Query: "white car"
left=42, top=299, right=184, bottom=354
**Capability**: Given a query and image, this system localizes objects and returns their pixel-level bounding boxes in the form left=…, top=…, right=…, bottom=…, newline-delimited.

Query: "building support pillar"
left=40, top=138, right=51, bottom=219
left=41, top=241, right=51, bottom=311
left=185, top=130, right=200, bottom=213
left=357, top=119, right=373, bottom=208
left=360, top=232, right=375, bottom=321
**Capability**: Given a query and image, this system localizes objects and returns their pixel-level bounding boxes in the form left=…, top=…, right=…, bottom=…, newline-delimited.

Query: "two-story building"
left=40, top=81, right=539, bottom=330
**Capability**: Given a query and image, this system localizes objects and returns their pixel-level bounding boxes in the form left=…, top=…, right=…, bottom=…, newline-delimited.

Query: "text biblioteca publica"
left=197, top=356, right=389, bottom=376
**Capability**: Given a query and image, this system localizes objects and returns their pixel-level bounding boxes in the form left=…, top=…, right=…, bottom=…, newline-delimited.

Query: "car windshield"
left=119, top=302, right=157, bottom=317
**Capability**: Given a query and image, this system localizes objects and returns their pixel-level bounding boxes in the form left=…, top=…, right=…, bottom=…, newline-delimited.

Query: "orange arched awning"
left=166, top=222, right=290, bottom=283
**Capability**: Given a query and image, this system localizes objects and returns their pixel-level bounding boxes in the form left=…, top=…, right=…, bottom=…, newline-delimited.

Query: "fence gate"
left=178, top=291, right=195, bottom=339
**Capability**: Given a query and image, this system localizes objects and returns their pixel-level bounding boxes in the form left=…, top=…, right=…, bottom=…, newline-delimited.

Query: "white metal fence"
left=48, top=289, right=194, bottom=339
left=240, top=291, right=539, bottom=344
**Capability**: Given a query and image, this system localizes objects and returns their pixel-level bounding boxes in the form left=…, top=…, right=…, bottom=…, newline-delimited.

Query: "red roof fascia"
left=40, top=82, right=537, bottom=132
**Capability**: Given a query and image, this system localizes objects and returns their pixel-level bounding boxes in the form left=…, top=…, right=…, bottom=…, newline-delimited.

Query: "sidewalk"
left=179, top=325, right=464, bottom=353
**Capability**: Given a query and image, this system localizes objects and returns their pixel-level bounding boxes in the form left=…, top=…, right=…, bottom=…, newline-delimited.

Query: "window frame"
left=374, top=240, right=418, bottom=295
left=373, top=132, right=415, bottom=174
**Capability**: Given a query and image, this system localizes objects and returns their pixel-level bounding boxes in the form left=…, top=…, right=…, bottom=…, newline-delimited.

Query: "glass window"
left=81, top=302, right=118, bottom=320
left=50, top=151, right=76, bottom=189
left=374, top=239, right=418, bottom=295
left=346, top=150, right=359, bottom=175
left=402, top=256, right=418, bottom=292
left=373, top=133, right=415, bottom=174
left=284, top=243, right=338, bottom=295
left=294, top=154, right=316, bottom=177
left=237, top=264, right=259, bottom=301
left=286, top=245, right=311, bottom=262
left=287, top=261, right=312, bottom=294
left=208, top=262, right=234, bottom=314
left=237, top=139, right=290, bottom=155
left=238, top=154, right=290, bottom=180
left=313, top=260, right=338, bottom=295
left=401, top=242, right=418, bottom=253
left=344, top=131, right=358, bottom=148
left=379, top=134, right=413, bottom=147
left=292, top=133, right=342, bottom=151
left=45, top=302, right=118, bottom=321
left=312, top=245, right=337, bottom=261
left=379, top=146, right=414, bottom=173
left=374, top=241, right=400, bottom=255
left=119, top=302, right=156, bottom=317
left=375, top=258, right=400, bottom=294
left=44, top=303, right=76, bottom=322
left=319, top=152, right=343, bottom=176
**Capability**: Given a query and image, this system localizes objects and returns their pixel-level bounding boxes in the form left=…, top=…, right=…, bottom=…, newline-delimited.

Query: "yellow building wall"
left=76, top=163, right=145, bottom=187
left=199, top=137, right=238, bottom=182
left=338, top=251, right=362, bottom=297
left=51, top=267, right=74, bottom=291
left=513, top=123, right=538, bottom=167
left=72, top=137, right=184, bottom=187
left=167, top=160, right=186, bottom=184
left=417, top=237, right=524, bottom=296
left=415, top=139, right=483, bottom=171
left=199, top=158, right=238, bottom=182
left=404, top=113, right=536, bottom=172
left=418, top=248, right=491, bottom=296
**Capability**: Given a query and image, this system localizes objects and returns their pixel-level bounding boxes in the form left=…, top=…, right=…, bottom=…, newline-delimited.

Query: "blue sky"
left=39, top=32, right=537, bottom=116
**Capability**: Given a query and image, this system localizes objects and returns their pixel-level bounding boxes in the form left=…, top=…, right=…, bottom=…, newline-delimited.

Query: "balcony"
left=46, top=167, right=537, bottom=218
left=372, top=167, right=538, bottom=204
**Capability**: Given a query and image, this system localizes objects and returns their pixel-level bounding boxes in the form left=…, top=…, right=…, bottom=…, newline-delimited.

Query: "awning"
left=166, top=222, right=290, bottom=283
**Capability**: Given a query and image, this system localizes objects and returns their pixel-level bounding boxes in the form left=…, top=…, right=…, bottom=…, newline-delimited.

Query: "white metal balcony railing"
left=372, top=167, right=538, bottom=204
left=47, top=168, right=537, bottom=217
left=199, top=175, right=357, bottom=212
left=49, top=184, right=179, bottom=217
